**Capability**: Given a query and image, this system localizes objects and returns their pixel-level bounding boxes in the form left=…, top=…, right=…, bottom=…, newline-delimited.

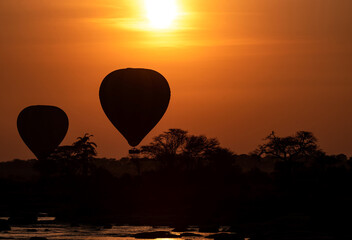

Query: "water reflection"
left=0, top=225, right=238, bottom=240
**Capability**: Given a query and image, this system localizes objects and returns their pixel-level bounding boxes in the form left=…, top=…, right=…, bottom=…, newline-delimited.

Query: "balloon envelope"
left=17, top=105, right=69, bottom=160
left=99, top=68, right=171, bottom=147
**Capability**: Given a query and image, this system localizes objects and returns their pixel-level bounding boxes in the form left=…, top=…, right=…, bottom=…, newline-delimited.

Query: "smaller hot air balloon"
left=99, top=68, right=171, bottom=147
left=17, top=105, right=69, bottom=160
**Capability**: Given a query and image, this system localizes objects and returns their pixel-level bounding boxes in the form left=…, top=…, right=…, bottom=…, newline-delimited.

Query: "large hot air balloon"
left=99, top=68, right=171, bottom=147
left=17, top=105, right=69, bottom=160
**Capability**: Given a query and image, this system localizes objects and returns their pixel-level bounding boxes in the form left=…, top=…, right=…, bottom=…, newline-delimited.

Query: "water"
left=0, top=224, right=232, bottom=240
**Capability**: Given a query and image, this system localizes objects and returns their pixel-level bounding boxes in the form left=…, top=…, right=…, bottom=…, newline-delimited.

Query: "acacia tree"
left=183, top=135, right=220, bottom=159
left=140, top=128, right=233, bottom=169
left=141, top=129, right=188, bottom=159
left=183, top=135, right=228, bottom=169
left=253, top=131, right=322, bottom=161
left=293, top=131, right=320, bottom=157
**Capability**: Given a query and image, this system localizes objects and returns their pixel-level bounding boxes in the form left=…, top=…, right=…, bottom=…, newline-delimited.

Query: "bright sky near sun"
left=145, top=0, right=178, bottom=29
left=0, top=0, right=352, bottom=161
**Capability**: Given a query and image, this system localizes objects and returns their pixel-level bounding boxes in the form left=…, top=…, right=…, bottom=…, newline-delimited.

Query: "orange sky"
left=1, top=0, right=352, bottom=161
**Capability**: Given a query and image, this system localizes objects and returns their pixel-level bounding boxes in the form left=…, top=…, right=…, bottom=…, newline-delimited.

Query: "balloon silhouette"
left=99, top=68, right=171, bottom=147
left=17, top=105, right=69, bottom=160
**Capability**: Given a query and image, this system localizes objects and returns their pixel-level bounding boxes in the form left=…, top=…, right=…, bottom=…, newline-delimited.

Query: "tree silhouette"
left=183, top=135, right=219, bottom=159
left=253, top=131, right=322, bottom=161
left=293, top=131, right=321, bottom=157
left=48, top=145, right=76, bottom=176
left=71, top=133, right=97, bottom=176
left=48, top=133, right=97, bottom=176
left=183, top=135, right=233, bottom=169
left=140, top=128, right=233, bottom=169
left=141, top=129, right=188, bottom=160
left=72, top=134, right=97, bottom=160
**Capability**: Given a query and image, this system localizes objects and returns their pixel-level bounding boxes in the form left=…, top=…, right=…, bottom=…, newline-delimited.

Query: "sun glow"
left=145, top=0, right=178, bottom=29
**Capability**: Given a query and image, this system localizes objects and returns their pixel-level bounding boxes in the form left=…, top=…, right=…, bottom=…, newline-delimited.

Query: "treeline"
left=2, top=129, right=350, bottom=178
left=1, top=129, right=352, bottom=236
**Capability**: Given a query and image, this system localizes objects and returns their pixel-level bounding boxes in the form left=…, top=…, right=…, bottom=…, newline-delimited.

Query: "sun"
left=145, top=0, right=178, bottom=29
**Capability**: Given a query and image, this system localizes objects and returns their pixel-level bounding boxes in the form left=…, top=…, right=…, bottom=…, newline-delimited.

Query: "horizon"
left=1, top=0, right=352, bottom=161
left=5, top=128, right=352, bottom=162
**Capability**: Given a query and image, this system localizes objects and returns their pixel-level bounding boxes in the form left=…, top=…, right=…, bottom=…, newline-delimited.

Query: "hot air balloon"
left=17, top=105, right=69, bottom=160
left=99, top=68, right=171, bottom=147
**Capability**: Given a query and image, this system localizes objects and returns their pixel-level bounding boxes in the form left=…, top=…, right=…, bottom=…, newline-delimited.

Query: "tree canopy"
left=253, top=131, right=323, bottom=161
left=139, top=128, right=234, bottom=169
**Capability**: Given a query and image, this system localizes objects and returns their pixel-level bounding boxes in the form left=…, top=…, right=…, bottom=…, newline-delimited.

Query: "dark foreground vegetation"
left=1, top=129, right=352, bottom=238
